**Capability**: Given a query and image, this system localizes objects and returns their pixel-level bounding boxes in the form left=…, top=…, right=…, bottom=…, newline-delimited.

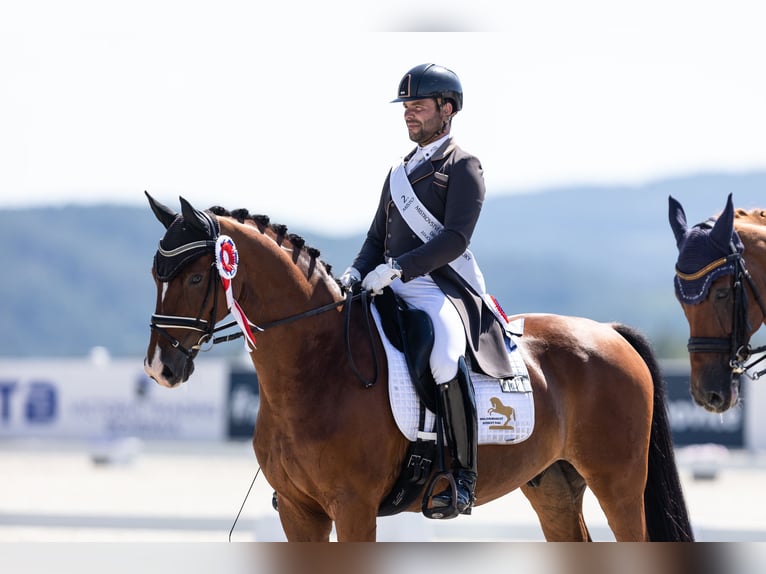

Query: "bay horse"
left=143, top=193, right=692, bottom=542
left=669, top=193, right=766, bottom=413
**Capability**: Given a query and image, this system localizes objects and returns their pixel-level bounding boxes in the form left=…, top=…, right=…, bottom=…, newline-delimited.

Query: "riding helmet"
left=391, top=63, right=463, bottom=112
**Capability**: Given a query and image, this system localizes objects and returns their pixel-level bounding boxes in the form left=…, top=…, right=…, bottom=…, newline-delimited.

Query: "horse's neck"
left=247, top=307, right=348, bottom=413
left=223, top=223, right=347, bottom=401
left=738, top=214, right=766, bottom=327
left=227, top=222, right=342, bottom=322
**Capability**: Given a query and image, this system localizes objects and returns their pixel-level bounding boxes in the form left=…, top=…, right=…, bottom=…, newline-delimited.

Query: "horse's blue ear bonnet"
left=151, top=195, right=220, bottom=282
left=669, top=193, right=743, bottom=305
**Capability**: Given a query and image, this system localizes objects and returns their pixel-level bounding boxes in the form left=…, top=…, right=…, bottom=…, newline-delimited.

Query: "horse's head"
left=668, top=193, right=756, bottom=412
left=143, top=192, right=225, bottom=387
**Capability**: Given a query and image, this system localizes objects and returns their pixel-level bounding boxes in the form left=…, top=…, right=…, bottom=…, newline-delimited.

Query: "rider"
left=339, top=63, right=514, bottom=516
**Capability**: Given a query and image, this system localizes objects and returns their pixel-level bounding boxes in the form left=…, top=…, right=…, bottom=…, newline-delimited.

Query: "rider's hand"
left=362, top=262, right=402, bottom=295
left=339, top=266, right=361, bottom=291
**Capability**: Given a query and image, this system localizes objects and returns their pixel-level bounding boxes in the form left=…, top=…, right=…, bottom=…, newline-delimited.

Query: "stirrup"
left=433, top=481, right=474, bottom=515
left=422, top=471, right=460, bottom=520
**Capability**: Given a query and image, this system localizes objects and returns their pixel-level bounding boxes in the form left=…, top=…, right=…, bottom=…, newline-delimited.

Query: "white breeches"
left=390, top=275, right=465, bottom=384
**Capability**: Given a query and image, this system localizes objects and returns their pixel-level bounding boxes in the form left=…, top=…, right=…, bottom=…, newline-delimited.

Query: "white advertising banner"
left=0, top=358, right=229, bottom=441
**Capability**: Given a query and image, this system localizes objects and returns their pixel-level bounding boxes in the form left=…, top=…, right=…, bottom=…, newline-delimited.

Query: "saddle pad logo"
left=483, top=397, right=516, bottom=430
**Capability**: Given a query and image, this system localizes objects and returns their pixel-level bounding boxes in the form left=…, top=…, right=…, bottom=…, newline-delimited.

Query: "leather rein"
left=150, top=261, right=380, bottom=388
left=681, top=236, right=766, bottom=380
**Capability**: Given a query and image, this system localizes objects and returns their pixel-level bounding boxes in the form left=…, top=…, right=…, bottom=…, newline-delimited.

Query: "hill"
left=1, top=171, right=764, bottom=358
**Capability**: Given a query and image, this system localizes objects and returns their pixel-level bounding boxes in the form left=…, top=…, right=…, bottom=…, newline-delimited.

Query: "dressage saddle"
left=374, top=287, right=438, bottom=413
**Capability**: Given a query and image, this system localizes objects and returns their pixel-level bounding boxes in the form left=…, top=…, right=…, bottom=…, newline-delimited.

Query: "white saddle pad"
left=371, top=305, right=535, bottom=445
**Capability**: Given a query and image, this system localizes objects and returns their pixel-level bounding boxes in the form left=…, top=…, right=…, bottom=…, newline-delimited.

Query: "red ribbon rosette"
left=215, top=235, right=257, bottom=350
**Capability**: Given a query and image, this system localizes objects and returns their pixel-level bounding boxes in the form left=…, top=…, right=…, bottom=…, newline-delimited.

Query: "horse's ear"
left=145, top=191, right=177, bottom=229
left=668, top=195, right=689, bottom=249
left=179, top=196, right=215, bottom=236
left=710, top=193, right=735, bottom=252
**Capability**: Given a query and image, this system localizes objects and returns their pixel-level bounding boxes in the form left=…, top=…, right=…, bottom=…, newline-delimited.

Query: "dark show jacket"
left=352, top=138, right=514, bottom=379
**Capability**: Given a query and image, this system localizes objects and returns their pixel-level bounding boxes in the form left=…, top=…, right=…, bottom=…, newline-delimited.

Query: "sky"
left=1, top=0, right=765, bottom=236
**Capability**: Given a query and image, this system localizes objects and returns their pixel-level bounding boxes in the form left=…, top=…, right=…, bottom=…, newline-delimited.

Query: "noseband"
left=680, top=239, right=766, bottom=380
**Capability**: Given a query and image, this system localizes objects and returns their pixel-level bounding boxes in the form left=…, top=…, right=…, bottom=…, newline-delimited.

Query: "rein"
left=214, top=289, right=380, bottom=388
left=682, top=240, right=766, bottom=380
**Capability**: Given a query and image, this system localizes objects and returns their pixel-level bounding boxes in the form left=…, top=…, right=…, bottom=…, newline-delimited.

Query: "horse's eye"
left=189, top=274, right=204, bottom=285
left=714, top=288, right=730, bottom=300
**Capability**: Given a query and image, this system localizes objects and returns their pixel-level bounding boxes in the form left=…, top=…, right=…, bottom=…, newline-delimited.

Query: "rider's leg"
left=391, top=276, right=477, bottom=514
left=431, top=357, right=477, bottom=514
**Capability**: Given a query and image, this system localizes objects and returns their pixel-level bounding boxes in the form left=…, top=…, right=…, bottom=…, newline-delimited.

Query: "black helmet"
left=391, top=63, right=463, bottom=112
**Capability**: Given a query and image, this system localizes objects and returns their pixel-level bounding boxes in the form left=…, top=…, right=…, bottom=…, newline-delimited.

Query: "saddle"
left=373, top=287, right=438, bottom=413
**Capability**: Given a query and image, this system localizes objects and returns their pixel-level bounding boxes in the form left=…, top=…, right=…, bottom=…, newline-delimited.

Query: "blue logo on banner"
left=25, top=382, right=57, bottom=423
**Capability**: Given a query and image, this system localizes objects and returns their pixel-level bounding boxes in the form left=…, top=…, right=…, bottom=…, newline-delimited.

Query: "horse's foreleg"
left=520, top=461, right=591, bottom=542
left=274, top=495, right=334, bottom=542
left=332, top=501, right=379, bottom=542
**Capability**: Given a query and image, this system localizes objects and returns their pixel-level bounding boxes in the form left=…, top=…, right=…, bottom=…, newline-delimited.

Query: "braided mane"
left=207, top=205, right=335, bottom=279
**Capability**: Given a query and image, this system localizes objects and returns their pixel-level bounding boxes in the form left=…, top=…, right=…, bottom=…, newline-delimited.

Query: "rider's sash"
left=389, top=161, right=514, bottom=335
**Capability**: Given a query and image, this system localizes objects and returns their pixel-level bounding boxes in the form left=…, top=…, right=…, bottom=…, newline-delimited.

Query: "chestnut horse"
left=144, top=194, right=692, bottom=542
left=669, top=193, right=766, bottom=413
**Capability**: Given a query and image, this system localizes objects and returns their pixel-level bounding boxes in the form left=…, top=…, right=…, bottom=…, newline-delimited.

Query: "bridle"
left=681, top=236, right=766, bottom=380
left=150, top=260, right=222, bottom=358
left=149, top=244, right=380, bottom=387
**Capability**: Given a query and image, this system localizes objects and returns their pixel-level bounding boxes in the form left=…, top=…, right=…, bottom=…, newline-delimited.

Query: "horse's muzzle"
left=143, top=351, right=195, bottom=388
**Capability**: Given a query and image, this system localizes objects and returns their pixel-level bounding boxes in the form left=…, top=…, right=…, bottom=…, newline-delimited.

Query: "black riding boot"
left=431, top=360, right=478, bottom=515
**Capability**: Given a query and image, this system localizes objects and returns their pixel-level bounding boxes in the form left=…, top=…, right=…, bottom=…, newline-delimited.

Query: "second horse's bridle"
left=680, top=234, right=766, bottom=380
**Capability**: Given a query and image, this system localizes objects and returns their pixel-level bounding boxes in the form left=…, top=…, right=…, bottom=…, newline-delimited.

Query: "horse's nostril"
left=161, top=364, right=174, bottom=382
left=706, top=391, right=725, bottom=411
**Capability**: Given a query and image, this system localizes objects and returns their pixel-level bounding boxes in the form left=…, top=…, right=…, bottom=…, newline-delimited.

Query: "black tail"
left=612, top=323, right=695, bottom=542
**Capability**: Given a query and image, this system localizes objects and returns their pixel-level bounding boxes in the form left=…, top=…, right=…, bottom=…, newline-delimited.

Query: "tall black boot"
left=431, top=358, right=478, bottom=515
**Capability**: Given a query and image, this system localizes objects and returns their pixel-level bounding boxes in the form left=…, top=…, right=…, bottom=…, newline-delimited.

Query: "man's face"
left=402, top=98, right=451, bottom=145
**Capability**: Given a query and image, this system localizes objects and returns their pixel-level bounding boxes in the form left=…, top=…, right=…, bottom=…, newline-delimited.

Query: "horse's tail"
left=611, top=322, right=695, bottom=542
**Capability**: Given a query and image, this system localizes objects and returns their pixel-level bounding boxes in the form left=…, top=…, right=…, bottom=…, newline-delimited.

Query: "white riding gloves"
left=339, top=266, right=361, bottom=290
left=362, top=262, right=402, bottom=295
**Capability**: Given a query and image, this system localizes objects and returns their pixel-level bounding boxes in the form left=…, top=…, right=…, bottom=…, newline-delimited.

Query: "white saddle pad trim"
left=371, top=305, right=535, bottom=445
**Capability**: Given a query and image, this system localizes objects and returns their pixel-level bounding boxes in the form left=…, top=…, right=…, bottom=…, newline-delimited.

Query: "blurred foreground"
left=1, top=438, right=765, bottom=543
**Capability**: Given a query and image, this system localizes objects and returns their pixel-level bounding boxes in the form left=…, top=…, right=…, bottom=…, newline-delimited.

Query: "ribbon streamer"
left=215, top=235, right=257, bottom=351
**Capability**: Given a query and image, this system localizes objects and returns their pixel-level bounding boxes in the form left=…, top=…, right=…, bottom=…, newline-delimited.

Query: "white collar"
left=416, top=133, right=451, bottom=161
left=406, top=134, right=451, bottom=174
